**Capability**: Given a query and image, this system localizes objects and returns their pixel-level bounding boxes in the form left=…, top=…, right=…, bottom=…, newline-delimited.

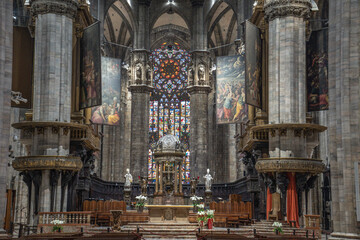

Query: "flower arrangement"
left=50, top=219, right=64, bottom=232
left=197, top=211, right=207, bottom=224
left=135, top=195, right=147, bottom=208
left=272, top=221, right=283, bottom=234
left=190, top=196, right=203, bottom=207
left=206, top=210, right=215, bottom=219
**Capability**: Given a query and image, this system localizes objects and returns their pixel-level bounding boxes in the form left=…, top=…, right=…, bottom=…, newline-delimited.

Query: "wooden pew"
left=196, top=233, right=249, bottom=240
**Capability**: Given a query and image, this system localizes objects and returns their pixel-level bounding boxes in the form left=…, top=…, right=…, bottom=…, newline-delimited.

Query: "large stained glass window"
left=148, top=42, right=191, bottom=183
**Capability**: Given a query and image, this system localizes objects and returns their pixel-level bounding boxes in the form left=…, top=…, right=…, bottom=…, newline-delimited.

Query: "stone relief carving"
left=31, top=0, right=79, bottom=19
left=264, top=0, right=311, bottom=21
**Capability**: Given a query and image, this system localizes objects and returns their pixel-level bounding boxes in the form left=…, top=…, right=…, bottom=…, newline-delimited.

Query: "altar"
left=146, top=205, right=193, bottom=223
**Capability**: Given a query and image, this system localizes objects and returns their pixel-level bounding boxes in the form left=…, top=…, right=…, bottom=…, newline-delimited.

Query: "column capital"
left=187, top=85, right=211, bottom=94
left=137, top=0, right=152, bottom=6
left=128, top=85, right=153, bottom=93
left=264, top=0, right=311, bottom=21
left=31, top=0, right=79, bottom=19
left=190, top=0, right=205, bottom=7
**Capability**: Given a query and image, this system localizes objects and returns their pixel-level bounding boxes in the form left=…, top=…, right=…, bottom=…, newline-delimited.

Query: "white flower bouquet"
left=272, top=221, right=283, bottom=234
left=206, top=209, right=215, bottom=219
left=50, top=219, right=65, bottom=232
left=135, top=195, right=147, bottom=207
left=190, top=196, right=203, bottom=207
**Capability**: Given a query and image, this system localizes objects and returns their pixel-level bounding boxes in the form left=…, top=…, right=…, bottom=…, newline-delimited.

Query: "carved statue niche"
left=135, top=63, right=142, bottom=84
left=190, top=177, right=198, bottom=196
left=198, top=64, right=205, bottom=85
left=263, top=174, right=276, bottom=194
left=241, top=150, right=261, bottom=176
left=146, top=64, right=152, bottom=85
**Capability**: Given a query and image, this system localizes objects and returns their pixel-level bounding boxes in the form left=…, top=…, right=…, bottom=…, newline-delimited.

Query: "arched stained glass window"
left=148, top=42, right=191, bottom=183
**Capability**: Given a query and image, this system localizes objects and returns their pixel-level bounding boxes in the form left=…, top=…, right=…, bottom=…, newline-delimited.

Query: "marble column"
left=266, top=0, right=310, bottom=159
left=29, top=0, right=78, bottom=215
left=0, top=0, right=13, bottom=232
left=328, top=0, right=360, bottom=238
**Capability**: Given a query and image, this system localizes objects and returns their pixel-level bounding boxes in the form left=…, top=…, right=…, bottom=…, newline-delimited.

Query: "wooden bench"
left=120, top=212, right=149, bottom=225
left=254, top=234, right=317, bottom=239
left=83, top=200, right=126, bottom=226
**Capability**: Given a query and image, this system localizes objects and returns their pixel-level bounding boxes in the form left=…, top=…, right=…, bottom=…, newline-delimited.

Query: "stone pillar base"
left=329, top=232, right=360, bottom=240
left=204, top=191, right=212, bottom=208
left=124, top=188, right=131, bottom=206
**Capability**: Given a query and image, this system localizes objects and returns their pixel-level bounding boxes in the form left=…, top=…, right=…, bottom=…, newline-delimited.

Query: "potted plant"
left=50, top=219, right=64, bottom=233
left=206, top=209, right=215, bottom=229
left=190, top=196, right=203, bottom=213
left=135, top=195, right=147, bottom=213
left=272, top=221, right=283, bottom=235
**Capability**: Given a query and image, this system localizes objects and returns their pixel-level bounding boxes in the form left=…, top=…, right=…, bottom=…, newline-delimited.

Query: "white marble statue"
left=124, top=168, right=133, bottom=188
left=204, top=169, right=213, bottom=192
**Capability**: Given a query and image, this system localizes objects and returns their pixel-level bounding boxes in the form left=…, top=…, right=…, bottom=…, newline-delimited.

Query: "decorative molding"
left=31, top=0, right=79, bottom=19
left=255, top=157, right=325, bottom=174
left=13, top=156, right=83, bottom=171
left=187, top=85, right=211, bottom=94
left=264, top=0, right=311, bottom=21
left=128, top=84, right=153, bottom=93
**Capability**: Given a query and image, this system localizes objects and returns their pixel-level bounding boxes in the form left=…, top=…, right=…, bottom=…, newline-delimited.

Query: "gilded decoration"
left=255, top=157, right=325, bottom=174
left=12, top=156, right=83, bottom=171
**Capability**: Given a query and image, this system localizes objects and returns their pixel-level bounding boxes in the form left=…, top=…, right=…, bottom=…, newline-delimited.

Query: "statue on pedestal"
left=190, top=177, right=198, bottom=196
left=204, top=169, right=213, bottom=192
left=124, top=168, right=133, bottom=189
left=140, top=176, right=148, bottom=195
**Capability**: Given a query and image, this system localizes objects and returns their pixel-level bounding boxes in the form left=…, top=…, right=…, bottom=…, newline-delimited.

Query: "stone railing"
left=38, top=211, right=92, bottom=226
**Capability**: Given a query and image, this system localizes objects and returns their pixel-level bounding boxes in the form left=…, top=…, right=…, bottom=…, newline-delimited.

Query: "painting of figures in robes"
left=245, top=21, right=262, bottom=109
left=91, top=57, right=121, bottom=125
left=306, top=29, right=329, bottom=111
left=80, top=21, right=102, bottom=109
left=216, top=55, right=248, bottom=124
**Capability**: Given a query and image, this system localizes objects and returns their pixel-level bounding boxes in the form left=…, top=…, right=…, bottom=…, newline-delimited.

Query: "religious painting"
left=306, top=29, right=328, bottom=111
left=80, top=21, right=102, bottom=109
left=245, top=21, right=262, bottom=109
left=216, top=55, right=248, bottom=124
left=91, top=57, right=121, bottom=125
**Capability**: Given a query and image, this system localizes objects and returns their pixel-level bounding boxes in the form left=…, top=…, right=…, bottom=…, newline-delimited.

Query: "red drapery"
left=266, top=187, right=272, bottom=220
left=287, top=173, right=299, bottom=228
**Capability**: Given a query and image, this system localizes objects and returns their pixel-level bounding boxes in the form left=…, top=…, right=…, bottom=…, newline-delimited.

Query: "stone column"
left=328, top=0, right=360, bottom=238
left=13, top=0, right=82, bottom=220
left=188, top=52, right=211, bottom=180
left=0, top=0, right=13, bottom=232
left=266, top=0, right=310, bottom=158
left=129, top=0, right=152, bottom=180
left=188, top=0, right=211, bottom=181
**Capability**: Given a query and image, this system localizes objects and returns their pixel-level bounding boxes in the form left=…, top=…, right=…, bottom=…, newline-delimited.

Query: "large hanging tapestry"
left=245, top=21, right=262, bottom=109
left=306, top=29, right=328, bottom=111
left=216, top=54, right=248, bottom=124
left=91, top=57, right=121, bottom=125
left=80, top=21, right=102, bottom=109
left=148, top=42, right=191, bottom=183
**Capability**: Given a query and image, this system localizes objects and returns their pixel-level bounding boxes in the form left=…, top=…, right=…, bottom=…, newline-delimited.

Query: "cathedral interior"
left=0, top=0, right=359, bottom=239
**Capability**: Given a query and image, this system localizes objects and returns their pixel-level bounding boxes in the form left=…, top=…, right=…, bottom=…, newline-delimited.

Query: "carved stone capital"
left=264, top=0, right=311, bottom=21
left=128, top=84, right=154, bottom=93
left=187, top=85, right=211, bottom=94
left=31, top=0, right=79, bottom=19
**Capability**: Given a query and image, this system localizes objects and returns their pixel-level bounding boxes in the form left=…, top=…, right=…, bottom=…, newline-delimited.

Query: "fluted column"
left=0, top=0, right=13, bottom=231
left=266, top=0, right=310, bottom=158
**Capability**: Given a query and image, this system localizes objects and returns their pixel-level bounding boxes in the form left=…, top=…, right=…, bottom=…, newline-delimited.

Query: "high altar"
left=148, top=134, right=190, bottom=222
